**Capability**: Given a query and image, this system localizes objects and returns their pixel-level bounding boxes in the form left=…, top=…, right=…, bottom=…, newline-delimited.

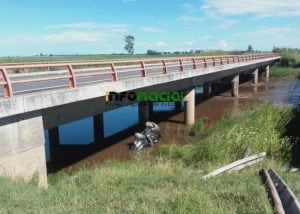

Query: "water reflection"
left=44, top=86, right=205, bottom=162
left=285, top=79, right=300, bottom=105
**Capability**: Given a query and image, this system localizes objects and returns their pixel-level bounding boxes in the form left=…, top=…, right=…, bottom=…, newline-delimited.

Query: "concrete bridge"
left=0, top=53, right=280, bottom=186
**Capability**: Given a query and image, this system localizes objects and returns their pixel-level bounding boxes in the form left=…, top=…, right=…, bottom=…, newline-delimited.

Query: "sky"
left=0, top=0, right=299, bottom=56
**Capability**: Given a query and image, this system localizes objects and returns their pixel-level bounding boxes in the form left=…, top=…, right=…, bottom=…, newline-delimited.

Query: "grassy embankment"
left=1, top=104, right=299, bottom=213
left=270, top=48, right=300, bottom=78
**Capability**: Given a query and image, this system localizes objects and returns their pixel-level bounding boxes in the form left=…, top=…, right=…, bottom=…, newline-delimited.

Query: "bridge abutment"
left=184, top=88, right=195, bottom=125
left=231, top=75, right=239, bottom=97
left=0, top=113, right=47, bottom=187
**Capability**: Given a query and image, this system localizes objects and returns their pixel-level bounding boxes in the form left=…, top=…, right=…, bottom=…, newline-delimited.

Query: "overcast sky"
left=0, top=0, right=299, bottom=56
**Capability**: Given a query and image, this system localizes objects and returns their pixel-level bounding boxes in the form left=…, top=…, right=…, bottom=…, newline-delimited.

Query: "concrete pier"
left=0, top=113, right=47, bottom=187
left=49, top=127, right=60, bottom=162
left=175, top=101, right=182, bottom=112
left=139, top=102, right=151, bottom=124
left=184, top=88, right=195, bottom=125
left=265, top=65, right=270, bottom=81
left=93, top=114, right=104, bottom=143
left=203, top=84, right=210, bottom=97
left=252, top=68, right=258, bottom=84
left=231, top=75, right=239, bottom=97
left=211, top=83, right=219, bottom=95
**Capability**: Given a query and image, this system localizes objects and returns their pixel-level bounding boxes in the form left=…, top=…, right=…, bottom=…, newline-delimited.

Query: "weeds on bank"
left=158, top=103, right=293, bottom=169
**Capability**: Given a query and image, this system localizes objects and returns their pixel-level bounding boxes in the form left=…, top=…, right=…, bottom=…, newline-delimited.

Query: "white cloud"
left=122, top=0, right=136, bottom=3
left=202, top=0, right=300, bottom=18
left=181, top=41, right=195, bottom=47
left=232, top=26, right=300, bottom=51
left=217, top=20, right=239, bottom=30
left=44, top=31, right=106, bottom=43
left=240, top=27, right=291, bottom=38
left=180, top=3, right=198, bottom=14
left=176, top=15, right=204, bottom=22
left=42, top=22, right=132, bottom=44
left=200, top=35, right=211, bottom=40
left=218, top=40, right=230, bottom=50
left=155, top=41, right=167, bottom=47
left=141, top=27, right=165, bottom=33
left=46, top=22, right=131, bottom=33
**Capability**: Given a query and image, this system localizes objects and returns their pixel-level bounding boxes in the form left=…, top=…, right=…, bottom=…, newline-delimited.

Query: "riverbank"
left=1, top=103, right=299, bottom=213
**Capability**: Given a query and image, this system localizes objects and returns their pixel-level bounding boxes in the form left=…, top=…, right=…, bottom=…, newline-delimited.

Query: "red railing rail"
left=0, top=53, right=280, bottom=98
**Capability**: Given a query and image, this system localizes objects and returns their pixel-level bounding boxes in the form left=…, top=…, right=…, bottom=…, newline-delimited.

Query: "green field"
left=1, top=103, right=299, bottom=213
left=0, top=50, right=259, bottom=64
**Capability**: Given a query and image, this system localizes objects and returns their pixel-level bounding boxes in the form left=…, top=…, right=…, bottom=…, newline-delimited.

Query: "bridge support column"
left=203, top=84, right=210, bottom=97
left=231, top=75, right=239, bottom=97
left=93, top=114, right=104, bottom=143
left=265, top=65, right=270, bottom=81
left=184, top=88, right=195, bottom=125
left=211, top=83, right=219, bottom=95
left=175, top=101, right=182, bottom=112
left=49, top=127, right=60, bottom=162
left=0, top=113, right=47, bottom=187
left=252, top=68, right=258, bottom=84
left=139, top=102, right=152, bottom=124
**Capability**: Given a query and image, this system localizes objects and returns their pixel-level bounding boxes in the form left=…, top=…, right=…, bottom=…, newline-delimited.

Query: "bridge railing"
left=0, top=53, right=280, bottom=98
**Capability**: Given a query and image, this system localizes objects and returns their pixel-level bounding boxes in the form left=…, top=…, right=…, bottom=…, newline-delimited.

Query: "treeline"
left=146, top=49, right=262, bottom=56
left=146, top=49, right=204, bottom=55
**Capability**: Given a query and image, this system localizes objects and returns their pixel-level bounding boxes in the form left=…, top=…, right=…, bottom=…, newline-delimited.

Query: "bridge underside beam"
left=0, top=112, right=47, bottom=187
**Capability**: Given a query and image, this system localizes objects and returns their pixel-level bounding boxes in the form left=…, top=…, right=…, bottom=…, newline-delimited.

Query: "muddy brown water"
left=47, top=77, right=296, bottom=174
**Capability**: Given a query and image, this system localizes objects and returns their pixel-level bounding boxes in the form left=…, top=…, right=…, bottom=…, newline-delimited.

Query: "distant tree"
left=124, top=35, right=135, bottom=55
left=195, top=49, right=203, bottom=54
left=146, top=49, right=162, bottom=55
left=272, top=46, right=280, bottom=53
left=247, top=45, right=253, bottom=52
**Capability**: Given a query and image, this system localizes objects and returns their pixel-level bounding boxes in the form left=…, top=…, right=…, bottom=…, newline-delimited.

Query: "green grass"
left=0, top=158, right=275, bottom=213
left=270, top=66, right=300, bottom=78
left=0, top=103, right=299, bottom=213
left=159, top=104, right=292, bottom=169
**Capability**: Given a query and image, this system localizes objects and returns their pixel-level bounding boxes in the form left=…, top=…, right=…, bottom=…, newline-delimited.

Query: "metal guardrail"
left=0, top=53, right=280, bottom=99
left=260, top=169, right=300, bottom=214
